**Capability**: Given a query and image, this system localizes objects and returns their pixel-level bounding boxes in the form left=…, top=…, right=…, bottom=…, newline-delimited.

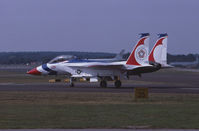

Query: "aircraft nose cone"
left=27, top=68, right=41, bottom=75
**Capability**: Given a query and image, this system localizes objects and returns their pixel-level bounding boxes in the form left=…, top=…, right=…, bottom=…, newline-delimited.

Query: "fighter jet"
left=27, top=33, right=167, bottom=88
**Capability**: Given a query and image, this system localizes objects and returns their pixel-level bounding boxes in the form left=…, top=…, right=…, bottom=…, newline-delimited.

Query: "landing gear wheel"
left=114, top=80, right=121, bottom=88
left=100, top=80, right=107, bottom=88
left=70, top=83, right=74, bottom=87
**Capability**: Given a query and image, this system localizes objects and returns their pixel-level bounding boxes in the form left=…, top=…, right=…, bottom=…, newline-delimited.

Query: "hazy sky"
left=0, top=0, right=199, bottom=54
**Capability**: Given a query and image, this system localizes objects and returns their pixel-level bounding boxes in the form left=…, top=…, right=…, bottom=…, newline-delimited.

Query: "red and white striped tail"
left=149, top=33, right=168, bottom=66
left=126, top=33, right=149, bottom=66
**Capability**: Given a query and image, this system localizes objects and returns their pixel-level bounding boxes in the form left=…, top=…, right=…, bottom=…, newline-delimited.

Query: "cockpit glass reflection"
left=48, top=55, right=76, bottom=64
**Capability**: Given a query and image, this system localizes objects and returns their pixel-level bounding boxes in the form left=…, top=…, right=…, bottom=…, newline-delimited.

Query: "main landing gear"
left=114, top=80, right=121, bottom=88
left=114, top=76, right=122, bottom=88
left=100, top=80, right=107, bottom=88
left=100, top=76, right=122, bottom=88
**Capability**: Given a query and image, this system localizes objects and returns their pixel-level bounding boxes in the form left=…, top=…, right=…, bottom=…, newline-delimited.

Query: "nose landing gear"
left=69, top=78, right=74, bottom=87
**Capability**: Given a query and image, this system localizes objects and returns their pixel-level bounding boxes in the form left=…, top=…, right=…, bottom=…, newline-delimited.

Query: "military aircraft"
left=27, top=33, right=170, bottom=88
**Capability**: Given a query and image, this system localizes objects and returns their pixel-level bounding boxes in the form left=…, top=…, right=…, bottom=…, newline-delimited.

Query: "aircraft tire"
left=114, top=80, right=121, bottom=88
left=70, top=83, right=74, bottom=87
left=100, top=80, right=107, bottom=88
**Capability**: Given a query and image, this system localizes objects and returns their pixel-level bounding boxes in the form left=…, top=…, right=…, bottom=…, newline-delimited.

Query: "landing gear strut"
left=114, top=76, right=122, bottom=88
left=114, top=80, right=121, bottom=88
left=100, top=80, right=107, bottom=88
left=69, top=78, right=74, bottom=87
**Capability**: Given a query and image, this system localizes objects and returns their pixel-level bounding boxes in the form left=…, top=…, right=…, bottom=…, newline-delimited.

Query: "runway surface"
left=0, top=129, right=199, bottom=131
left=0, top=82, right=199, bottom=94
left=0, top=68, right=199, bottom=94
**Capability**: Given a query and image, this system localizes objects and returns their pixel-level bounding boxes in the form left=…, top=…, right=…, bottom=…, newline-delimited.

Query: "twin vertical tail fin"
left=126, top=33, right=149, bottom=66
left=149, top=33, right=171, bottom=68
left=126, top=33, right=171, bottom=68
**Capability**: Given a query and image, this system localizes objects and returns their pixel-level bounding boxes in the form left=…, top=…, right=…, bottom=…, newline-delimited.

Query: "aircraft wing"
left=68, top=62, right=125, bottom=70
left=86, top=64, right=125, bottom=70
left=68, top=61, right=155, bottom=73
left=84, top=64, right=158, bottom=76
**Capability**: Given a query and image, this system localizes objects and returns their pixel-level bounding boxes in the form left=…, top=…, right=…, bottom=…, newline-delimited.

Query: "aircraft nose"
left=27, top=68, right=41, bottom=75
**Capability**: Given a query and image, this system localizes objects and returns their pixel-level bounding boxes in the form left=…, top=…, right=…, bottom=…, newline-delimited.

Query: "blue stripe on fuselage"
left=42, top=64, right=53, bottom=72
left=42, top=64, right=57, bottom=75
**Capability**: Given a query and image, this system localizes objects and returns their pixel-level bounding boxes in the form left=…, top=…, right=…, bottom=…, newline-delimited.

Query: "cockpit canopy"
left=48, top=55, right=77, bottom=64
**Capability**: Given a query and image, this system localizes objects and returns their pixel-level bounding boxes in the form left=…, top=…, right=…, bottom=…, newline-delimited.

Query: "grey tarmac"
left=0, top=82, right=199, bottom=94
left=0, top=129, right=199, bottom=131
left=0, top=68, right=199, bottom=94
